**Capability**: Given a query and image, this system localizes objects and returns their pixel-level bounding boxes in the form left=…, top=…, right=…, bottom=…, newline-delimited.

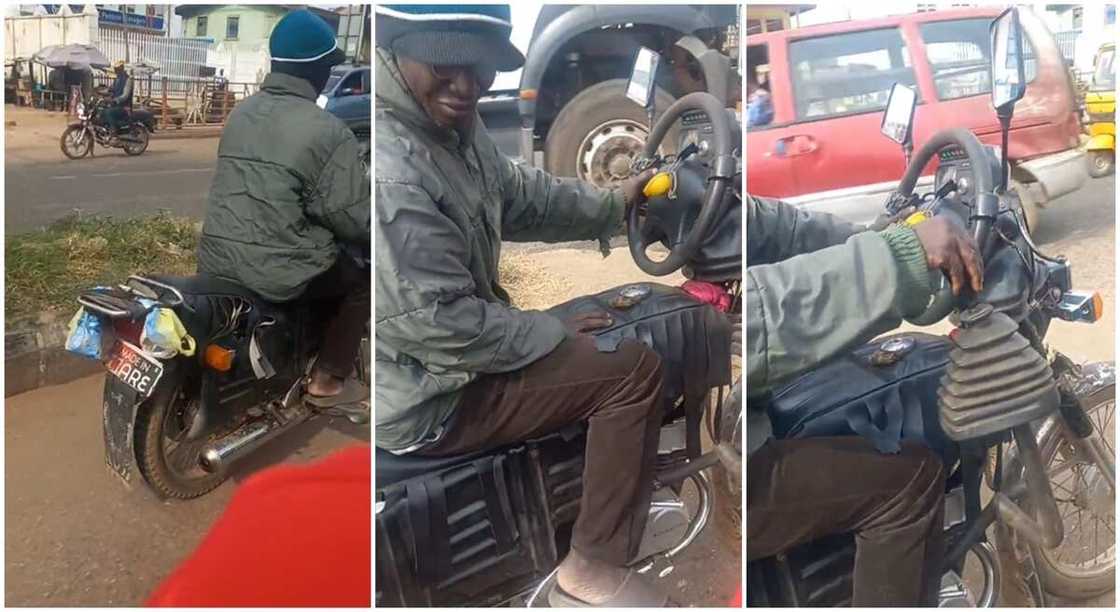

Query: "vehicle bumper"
left=1086, top=133, right=1115, bottom=152
left=785, top=176, right=936, bottom=226
left=1018, top=149, right=1089, bottom=203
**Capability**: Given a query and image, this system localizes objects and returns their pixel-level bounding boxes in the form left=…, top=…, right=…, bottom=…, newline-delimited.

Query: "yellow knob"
left=904, top=210, right=932, bottom=226
left=643, top=172, right=674, bottom=198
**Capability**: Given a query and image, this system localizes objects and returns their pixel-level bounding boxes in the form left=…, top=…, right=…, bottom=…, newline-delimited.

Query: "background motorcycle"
left=60, top=95, right=155, bottom=159
left=746, top=9, right=1114, bottom=607
left=75, top=248, right=369, bottom=498
left=375, top=41, right=743, bottom=607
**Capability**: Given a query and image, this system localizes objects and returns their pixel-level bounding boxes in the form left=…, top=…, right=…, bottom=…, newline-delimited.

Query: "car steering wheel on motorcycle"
left=893, top=128, right=1000, bottom=326
left=627, top=91, right=737, bottom=276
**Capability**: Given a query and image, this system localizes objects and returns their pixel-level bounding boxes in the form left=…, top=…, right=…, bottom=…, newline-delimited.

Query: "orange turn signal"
left=519, top=89, right=538, bottom=101
left=1091, top=292, right=1104, bottom=321
left=204, top=344, right=235, bottom=372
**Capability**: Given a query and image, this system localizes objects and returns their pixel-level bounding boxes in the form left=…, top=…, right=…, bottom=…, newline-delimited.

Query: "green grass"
left=5, top=213, right=199, bottom=324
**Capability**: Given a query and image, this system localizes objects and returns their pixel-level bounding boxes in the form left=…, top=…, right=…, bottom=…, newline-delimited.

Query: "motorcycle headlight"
left=76, top=103, right=85, bottom=118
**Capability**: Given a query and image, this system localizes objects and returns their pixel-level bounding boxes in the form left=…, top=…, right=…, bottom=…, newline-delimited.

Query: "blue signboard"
left=97, top=8, right=165, bottom=31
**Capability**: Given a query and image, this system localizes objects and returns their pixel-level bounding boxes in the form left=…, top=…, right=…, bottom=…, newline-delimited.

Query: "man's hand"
left=618, top=169, right=657, bottom=214
left=912, top=217, right=984, bottom=296
left=564, top=311, right=614, bottom=335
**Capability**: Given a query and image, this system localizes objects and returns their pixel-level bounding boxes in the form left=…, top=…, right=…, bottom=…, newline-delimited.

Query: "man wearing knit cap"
left=374, top=4, right=669, bottom=607
left=198, top=9, right=370, bottom=407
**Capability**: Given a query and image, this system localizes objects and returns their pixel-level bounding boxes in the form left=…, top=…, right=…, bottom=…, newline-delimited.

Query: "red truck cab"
left=746, top=7, right=1087, bottom=227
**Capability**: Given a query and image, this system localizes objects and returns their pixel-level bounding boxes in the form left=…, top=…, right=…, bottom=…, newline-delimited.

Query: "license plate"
left=105, top=340, right=164, bottom=398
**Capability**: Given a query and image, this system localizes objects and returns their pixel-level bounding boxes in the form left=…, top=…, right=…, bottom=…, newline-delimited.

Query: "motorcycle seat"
left=375, top=447, right=491, bottom=489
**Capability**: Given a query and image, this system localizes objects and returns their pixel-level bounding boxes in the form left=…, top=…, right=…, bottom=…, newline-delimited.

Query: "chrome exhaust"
left=199, top=415, right=303, bottom=473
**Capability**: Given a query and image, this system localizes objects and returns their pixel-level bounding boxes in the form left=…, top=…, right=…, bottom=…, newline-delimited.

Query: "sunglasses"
left=428, top=64, right=497, bottom=90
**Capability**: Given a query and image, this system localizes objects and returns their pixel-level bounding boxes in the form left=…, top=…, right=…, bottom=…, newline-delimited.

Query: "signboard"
left=98, top=8, right=165, bottom=31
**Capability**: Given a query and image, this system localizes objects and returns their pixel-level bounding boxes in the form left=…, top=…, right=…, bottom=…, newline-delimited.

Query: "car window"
left=361, top=69, right=371, bottom=92
left=921, top=18, right=1038, bottom=101
left=1092, top=47, right=1115, bottom=91
left=789, top=27, right=918, bottom=121
left=324, top=75, right=342, bottom=94
left=340, top=71, right=363, bottom=94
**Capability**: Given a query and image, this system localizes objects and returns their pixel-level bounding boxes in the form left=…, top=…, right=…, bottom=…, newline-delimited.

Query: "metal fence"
left=1053, top=30, right=1079, bottom=65
left=98, top=28, right=211, bottom=80
left=90, top=72, right=257, bottom=127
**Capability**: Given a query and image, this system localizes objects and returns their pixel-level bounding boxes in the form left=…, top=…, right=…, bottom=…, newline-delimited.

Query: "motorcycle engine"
left=938, top=303, right=1059, bottom=440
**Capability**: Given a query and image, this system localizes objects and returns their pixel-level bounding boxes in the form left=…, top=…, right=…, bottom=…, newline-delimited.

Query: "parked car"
left=318, top=64, right=370, bottom=158
left=745, top=7, right=1088, bottom=230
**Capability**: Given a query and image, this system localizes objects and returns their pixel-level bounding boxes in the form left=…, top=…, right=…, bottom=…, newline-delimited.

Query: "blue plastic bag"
left=65, top=308, right=104, bottom=360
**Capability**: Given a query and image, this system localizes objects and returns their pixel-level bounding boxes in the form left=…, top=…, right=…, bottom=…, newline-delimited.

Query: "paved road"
left=4, top=114, right=218, bottom=233
left=4, top=374, right=368, bottom=606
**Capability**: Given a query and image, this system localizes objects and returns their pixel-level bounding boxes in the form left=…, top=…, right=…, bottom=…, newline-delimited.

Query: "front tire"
left=1088, top=151, right=1114, bottom=178
left=60, top=125, right=92, bottom=159
left=1032, top=379, right=1115, bottom=599
left=544, top=79, right=678, bottom=190
left=134, top=374, right=227, bottom=499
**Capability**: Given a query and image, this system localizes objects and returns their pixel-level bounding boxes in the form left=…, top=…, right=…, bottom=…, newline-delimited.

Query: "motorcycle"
left=375, top=40, right=743, bottom=607
left=72, top=258, right=370, bottom=498
left=746, top=9, right=1115, bottom=607
left=60, top=95, right=156, bottom=159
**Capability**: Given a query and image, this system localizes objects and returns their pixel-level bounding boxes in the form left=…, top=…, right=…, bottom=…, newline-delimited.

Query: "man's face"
left=397, top=56, right=495, bottom=132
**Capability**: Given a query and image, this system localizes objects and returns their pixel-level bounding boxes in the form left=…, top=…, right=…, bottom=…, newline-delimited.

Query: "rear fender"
left=102, top=376, right=141, bottom=486
left=1086, top=133, right=1115, bottom=152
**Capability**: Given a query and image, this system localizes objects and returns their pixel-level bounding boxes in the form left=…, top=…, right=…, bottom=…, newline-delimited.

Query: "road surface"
left=4, top=110, right=218, bottom=233
left=4, top=374, right=368, bottom=606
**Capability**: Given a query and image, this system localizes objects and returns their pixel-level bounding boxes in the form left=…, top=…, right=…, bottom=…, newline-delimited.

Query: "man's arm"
left=308, top=133, right=371, bottom=247
left=376, top=180, right=566, bottom=373
left=496, top=145, right=624, bottom=248
left=747, top=195, right=863, bottom=265
left=746, top=225, right=932, bottom=393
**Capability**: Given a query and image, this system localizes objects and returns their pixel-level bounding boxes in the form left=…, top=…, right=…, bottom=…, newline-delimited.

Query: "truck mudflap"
left=102, top=376, right=141, bottom=486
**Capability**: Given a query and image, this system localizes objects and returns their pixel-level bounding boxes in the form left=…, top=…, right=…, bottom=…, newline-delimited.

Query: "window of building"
left=196, top=16, right=208, bottom=37
left=226, top=15, right=239, bottom=40
left=789, top=27, right=917, bottom=120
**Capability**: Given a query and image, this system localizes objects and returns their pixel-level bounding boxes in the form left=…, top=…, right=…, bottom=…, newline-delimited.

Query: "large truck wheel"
left=544, top=79, right=678, bottom=190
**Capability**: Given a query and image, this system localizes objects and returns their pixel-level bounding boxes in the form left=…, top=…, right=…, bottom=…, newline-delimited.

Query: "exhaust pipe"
left=199, top=416, right=302, bottom=473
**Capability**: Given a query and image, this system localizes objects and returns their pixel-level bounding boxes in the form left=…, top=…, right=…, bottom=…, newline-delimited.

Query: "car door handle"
left=787, top=134, right=819, bottom=156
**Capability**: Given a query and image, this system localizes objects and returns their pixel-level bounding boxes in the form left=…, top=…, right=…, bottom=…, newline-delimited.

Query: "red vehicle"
left=745, top=7, right=1087, bottom=229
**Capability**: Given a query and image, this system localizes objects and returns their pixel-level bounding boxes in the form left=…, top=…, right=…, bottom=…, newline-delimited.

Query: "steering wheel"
left=894, top=128, right=1000, bottom=325
left=627, top=92, right=737, bottom=276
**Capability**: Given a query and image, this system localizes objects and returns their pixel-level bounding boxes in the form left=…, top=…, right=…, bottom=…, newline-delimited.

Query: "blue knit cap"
left=375, top=5, right=524, bottom=71
left=270, top=9, right=345, bottom=64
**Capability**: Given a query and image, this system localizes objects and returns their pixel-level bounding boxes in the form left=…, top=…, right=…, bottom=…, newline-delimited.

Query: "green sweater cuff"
left=598, top=189, right=626, bottom=256
left=880, top=225, right=932, bottom=318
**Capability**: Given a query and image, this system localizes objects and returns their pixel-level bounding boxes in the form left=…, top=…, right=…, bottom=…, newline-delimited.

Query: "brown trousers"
left=747, top=437, right=946, bottom=607
left=303, top=254, right=370, bottom=378
left=416, top=336, right=665, bottom=566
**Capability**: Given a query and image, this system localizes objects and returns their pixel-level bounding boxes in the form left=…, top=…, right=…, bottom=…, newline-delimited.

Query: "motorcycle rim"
left=60, top=126, right=92, bottom=159
left=1034, top=383, right=1115, bottom=596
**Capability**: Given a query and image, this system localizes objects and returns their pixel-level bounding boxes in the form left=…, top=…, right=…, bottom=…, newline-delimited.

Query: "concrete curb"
left=152, top=127, right=224, bottom=140
left=5, top=314, right=102, bottom=397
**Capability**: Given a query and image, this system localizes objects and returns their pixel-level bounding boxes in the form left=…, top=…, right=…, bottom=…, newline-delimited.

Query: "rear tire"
left=134, top=374, right=227, bottom=499
left=1031, top=381, right=1115, bottom=599
left=122, top=124, right=149, bottom=156
left=1088, top=151, right=1114, bottom=178
left=60, top=125, right=92, bottom=159
left=544, top=79, right=678, bottom=190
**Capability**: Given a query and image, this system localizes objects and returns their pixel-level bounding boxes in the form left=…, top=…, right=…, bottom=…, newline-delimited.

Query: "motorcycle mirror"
left=990, top=7, right=1027, bottom=117
left=881, top=83, right=917, bottom=164
left=626, top=46, right=661, bottom=111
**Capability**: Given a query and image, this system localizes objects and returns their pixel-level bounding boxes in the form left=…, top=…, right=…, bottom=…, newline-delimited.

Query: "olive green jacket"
left=374, top=50, right=626, bottom=451
left=198, top=72, right=370, bottom=301
left=745, top=196, right=932, bottom=455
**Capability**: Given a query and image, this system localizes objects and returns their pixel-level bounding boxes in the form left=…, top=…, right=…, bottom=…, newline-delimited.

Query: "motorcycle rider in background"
left=746, top=195, right=983, bottom=606
left=103, top=60, right=133, bottom=136
left=196, top=9, right=370, bottom=407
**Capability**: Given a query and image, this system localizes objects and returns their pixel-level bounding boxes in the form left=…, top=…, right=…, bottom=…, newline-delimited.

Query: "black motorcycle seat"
left=375, top=447, right=491, bottom=489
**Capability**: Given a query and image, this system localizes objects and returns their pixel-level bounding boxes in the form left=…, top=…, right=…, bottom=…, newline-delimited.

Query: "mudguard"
left=1086, top=133, right=1115, bottom=152
left=102, top=376, right=141, bottom=486
left=1068, top=361, right=1116, bottom=399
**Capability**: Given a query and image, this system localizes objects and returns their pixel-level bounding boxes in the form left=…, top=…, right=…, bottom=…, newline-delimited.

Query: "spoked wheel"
left=122, top=125, right=150, bottom=156
left=134, top=375, right=227, bottom=499
left=60, top=125, right=93, bottom=159
left=1032, top=381, right=1115, bottom=599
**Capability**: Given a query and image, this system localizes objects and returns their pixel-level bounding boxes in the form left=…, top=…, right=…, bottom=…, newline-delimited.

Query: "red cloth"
left=147, top=445, right=370, bottom=607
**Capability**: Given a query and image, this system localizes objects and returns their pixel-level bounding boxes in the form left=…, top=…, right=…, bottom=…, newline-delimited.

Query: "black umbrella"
left=32, top=44, right=111, bottom=71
